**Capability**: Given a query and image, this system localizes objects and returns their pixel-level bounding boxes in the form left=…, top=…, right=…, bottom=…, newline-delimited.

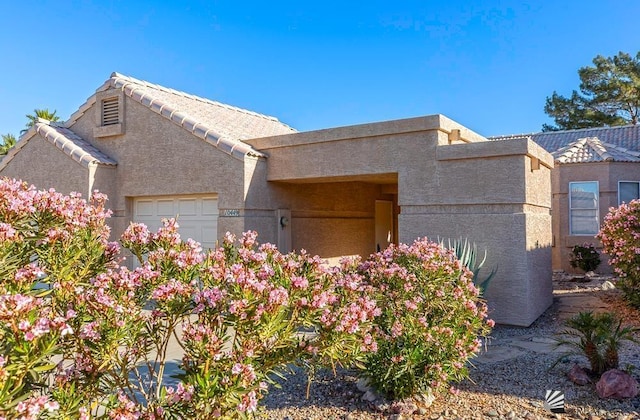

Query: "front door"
left=375, top=200, right=393, bottom=253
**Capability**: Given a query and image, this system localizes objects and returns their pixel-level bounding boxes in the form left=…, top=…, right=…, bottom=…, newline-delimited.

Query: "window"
left=569, top=181, right=599, bottom=235
left=619, top=181, right=640, bottom=205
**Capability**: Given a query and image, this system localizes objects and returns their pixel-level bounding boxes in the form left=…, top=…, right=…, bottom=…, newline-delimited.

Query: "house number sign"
left=222, top=209, right=240, bottom=217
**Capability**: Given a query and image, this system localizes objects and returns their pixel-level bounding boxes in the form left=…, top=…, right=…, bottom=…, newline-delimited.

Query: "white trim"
left=569, top=181, right=599, bottom=236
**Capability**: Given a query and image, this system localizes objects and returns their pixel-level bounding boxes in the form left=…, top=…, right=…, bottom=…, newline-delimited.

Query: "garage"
left=133, top=195, right=219, bottom=249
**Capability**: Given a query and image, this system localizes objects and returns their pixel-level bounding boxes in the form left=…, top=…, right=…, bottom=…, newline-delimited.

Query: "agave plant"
left=554, top=311, right=639, bottom=376
left=440, top=237, right=497, bottom=293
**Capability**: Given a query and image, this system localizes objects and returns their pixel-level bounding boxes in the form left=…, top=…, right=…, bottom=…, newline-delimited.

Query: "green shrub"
left=352, top=238, right=493, bottom=400
left=597, top=201, right=640, bottom=306
left=569, top=243, right=601, bottom=273
left=554, top=311, right=638, bottom=376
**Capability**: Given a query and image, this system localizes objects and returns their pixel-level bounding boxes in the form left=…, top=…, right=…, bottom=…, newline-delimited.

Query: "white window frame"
left=569, top=181, right=599, bottom=236
left=618, top=181, right=640, bottom=205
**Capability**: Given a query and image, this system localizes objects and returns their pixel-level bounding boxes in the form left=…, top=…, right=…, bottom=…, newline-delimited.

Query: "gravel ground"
left=257, top=274, right=640, bottom=420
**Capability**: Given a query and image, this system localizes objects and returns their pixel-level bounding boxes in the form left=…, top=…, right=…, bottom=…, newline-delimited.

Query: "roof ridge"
left=0, top=123, right=116, bottom=172
left=491, top=124, right=640, bottom=140
left=109, top=72, right=290, bottom=126
left=109, top=75, right=268, bottom=159
left=584, top=137, right=613, bottom=161
left=66, top=72, right=295, bottom=160
left=38, top=124, right=117, bottom=167
left=551, top=135, right=640, bottom=163
left=536, top=124, right=639, bottom=136
left=488, top=133, right=535, bottom=140
left=552, top=137, right=587, bottom=161
left=599, top=139, right=640, bottom=158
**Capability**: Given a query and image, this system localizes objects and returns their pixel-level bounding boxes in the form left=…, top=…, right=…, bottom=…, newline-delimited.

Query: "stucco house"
left=491, top=125, right=640, bottom=273
left=0, top=72, right=554, bottom=326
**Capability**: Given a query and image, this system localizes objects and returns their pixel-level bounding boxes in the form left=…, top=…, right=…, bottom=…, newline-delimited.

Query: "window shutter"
left=102, top=97, right=120, bottom=126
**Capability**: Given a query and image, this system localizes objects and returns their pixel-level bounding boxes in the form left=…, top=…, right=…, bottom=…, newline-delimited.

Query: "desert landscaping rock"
left=356, top=378, right=371, bottom=393
left=568, top=364, right=591, bottom=385
left=360, top=390, right=377, bottom=402
left=596, top=369, right=639, bottom=400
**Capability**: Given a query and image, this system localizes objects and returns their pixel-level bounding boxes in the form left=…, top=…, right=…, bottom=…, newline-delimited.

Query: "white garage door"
left=133, top=195, right=218, bottom=249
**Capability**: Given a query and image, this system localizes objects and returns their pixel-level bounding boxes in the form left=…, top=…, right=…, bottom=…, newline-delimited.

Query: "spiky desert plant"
left=441, top=237, right=497, bottom=293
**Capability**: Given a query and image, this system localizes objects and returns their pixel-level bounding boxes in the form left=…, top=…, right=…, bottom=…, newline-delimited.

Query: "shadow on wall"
left=479, top=242, right=553, bottom=328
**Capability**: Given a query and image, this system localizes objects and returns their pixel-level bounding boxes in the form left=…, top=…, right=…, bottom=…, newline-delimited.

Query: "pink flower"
left=241, top=231, right=258, bottom=248
left=0, top=222, right=17, bottom=242
left=390, top=321, right=403, bottom=338
left=121, top=222, right=151, bottom=245
left=237, top=391, right=258, bottom=413
left=291, top=276, right=309, bottom=289
left=79, top=321, right=101, bottom=341
left=151, top=279, right=192, bottom=301
left=231, top=363, right=257, bottom=384
left=404, top=300, right=418, bottom=311
left=165, top=382, right=194, bottom=405
left=268, top=286, right=289, bottom=306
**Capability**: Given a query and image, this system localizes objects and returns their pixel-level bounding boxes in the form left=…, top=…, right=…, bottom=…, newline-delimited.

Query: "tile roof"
left=0, top=119, right=117, bottom=171
left=552, top=137, right=640, bottom=163
left=67, top=72, right=297, bottom=160
left=490, top=124, right=640, bottom=155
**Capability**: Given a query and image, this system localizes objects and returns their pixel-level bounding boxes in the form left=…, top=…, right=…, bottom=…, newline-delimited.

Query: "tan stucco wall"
left=0, top=134, right=89, bottom=195
left=242, top=156, right=397, bottom=257
left=67, top=90, right=247, bottom=241
left=250, top=120, right=554, bottom=326
left=1, top=95, right=554, bottom=326
left=422, top=140, right=553, bottom=326
left=552, top=161, right=640, bottom=273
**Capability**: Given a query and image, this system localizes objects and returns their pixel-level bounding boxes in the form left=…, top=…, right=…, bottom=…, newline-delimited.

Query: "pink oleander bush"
left=0, top=178, right=118, bottom=418
left=351, top=239, right=493, bottom=400
left=122, top=226, right=379, bottom=418
left=597, top=200, right=640, bottom=307
left=0, top=178, right=378, bottom=419
left=0, top=178, right=493, bottom=417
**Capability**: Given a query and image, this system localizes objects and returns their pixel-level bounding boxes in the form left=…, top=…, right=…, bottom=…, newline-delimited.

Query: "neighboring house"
left=491, top=125, right=640, bottom=273
left=0, top=72, right=554, bottom=326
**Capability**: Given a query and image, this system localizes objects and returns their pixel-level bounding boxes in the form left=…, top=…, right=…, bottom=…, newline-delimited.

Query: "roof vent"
left=93, top=91, right=124, bottom=138
left=101, top=97, right=120, bottom=126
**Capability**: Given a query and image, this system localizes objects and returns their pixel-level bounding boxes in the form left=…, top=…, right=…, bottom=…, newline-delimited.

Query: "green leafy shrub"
left=352, top=238, right=493, bottom=400
left=597, top=201, right=640, bottom=306
left=569, top=243, right=601, bottom=273
left=440, top=237, right=497, bottom=293
left=554, top=311, right=639, bottom=376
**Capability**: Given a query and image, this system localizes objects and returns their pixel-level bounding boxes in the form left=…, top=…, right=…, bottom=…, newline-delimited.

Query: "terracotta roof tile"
left=490, top=125, right=640, bottom=154
left=0, top=119, right=116, bottom=171
left=66, top=72, right=296, bottom=160
left=552, top=137, right=640, bottom=163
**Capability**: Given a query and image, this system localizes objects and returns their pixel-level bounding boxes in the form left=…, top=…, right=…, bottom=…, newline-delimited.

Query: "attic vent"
left=101, top=97, right=120, bottom=126
left=93, top=91, right=124, bottom=137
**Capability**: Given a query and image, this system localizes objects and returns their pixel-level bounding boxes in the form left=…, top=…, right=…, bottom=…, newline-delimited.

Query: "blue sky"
left=1, top=1, right=639, bottom=138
